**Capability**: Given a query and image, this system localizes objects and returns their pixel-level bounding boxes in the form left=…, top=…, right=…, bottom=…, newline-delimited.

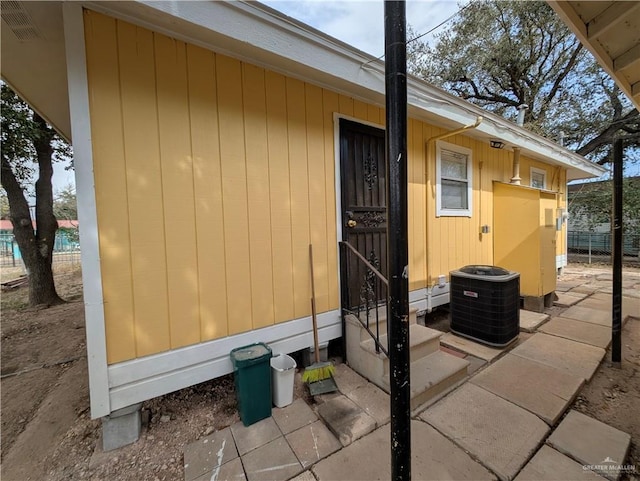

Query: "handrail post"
left=612, top=138, right=623, bottom=366
left=385, top=2, right=411, bottom=480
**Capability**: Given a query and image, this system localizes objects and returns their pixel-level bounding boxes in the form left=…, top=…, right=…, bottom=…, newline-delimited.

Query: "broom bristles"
left=302, top=363, right=335, bottom=383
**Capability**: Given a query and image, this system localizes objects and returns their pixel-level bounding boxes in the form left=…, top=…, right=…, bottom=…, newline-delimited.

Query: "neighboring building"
left=567, top=177, right=640, bottom=256
left=0, top=219, right=79, bottom=259
left=2, top=1, right=604, bottom=440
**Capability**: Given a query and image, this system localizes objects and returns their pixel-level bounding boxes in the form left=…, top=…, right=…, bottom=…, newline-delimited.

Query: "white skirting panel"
left=408, top=285, right=451, bottom=313
left=556, top=254, right=567, bottom=269
left=107, top=310, right=341, bottom=412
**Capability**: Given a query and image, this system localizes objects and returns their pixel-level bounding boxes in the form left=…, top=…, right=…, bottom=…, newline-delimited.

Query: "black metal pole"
left=385, top=2, right=410, bottom=480
left=612, top=138, right=623, bottom=366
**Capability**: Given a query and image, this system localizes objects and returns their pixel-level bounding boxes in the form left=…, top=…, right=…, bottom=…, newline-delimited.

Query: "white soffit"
left=549, top=1, right=640, bottom=111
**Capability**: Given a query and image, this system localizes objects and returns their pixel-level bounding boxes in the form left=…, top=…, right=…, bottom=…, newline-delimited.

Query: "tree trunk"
left=0, top=115, right=64, bottom=307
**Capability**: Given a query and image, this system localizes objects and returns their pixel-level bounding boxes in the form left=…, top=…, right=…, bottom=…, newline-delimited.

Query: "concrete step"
left=353, top=306, right=418, bottom=342
left=360, top=324, right=442, bottom=375
left=383, top=351, right=470, bottom=411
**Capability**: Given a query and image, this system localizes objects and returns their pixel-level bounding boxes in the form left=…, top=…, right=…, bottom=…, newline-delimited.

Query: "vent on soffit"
left=1, top=0, right=42, bottom=41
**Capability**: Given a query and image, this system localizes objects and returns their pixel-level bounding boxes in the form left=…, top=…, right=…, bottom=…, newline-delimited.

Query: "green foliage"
left=1, top=83, right=71, bottom=192
left=53, top=184, right=78, bottom=220
left=58, top=226, right=80, bottom=245
left=568, top=177, right=640, bottom=235
left=408, top=0, right=639, bottom=165
left=0, top=190, right=9, bottom=219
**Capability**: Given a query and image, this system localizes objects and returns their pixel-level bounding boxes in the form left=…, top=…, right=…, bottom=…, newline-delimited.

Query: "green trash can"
left=230, top=342, right=272, bottom=426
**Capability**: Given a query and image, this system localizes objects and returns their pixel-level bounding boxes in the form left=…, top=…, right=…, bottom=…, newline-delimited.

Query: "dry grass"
left=1, top=263, right=83, bottom=311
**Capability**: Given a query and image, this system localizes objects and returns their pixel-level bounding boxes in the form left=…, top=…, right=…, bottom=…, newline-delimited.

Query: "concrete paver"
left=231, top=417, right=281, bottom=456
left=555, top=281, right=582, bottom=292
left=569, top=286, right=597, bottom=295
left=421, top=383, right=549, bottom=481
left=510, top=333, right=605, bottom=381
left=465, top=355, right=487, bottom=376
left=547, top=410, right=631, bottom=481
left=332, top=363, right=368, bottom=395
left=285, top=420, right=341, bottom=469
left=344, top=382, right=390, bottom=426
left=519, top=310, right=549, bottom=333
left=579, top=294, right=640, bottom=319
left=241, top=437, right=302, bottom=481
left=184, top=428, right=238, bottom=481
left=272, top=399, right=318, bottom=435
left=192, top=458, right=246, bottom=481
left=561, top=305, right=612, bottom=326
left=312, top=421, right=496, bottom=481
left=316, top=395, right=376, bottom=446
left=514, top=445, right=606, bottom=481
left=470, top=354, right=584, bottom=425
left=181, top=271, right=636, bottom=481
left=288, top=472, right=317, bottom=481
left=539, top=317, right=611, bottom=349
left=554, top=291, right=588, bottom=307
left=440, top=332, right=506, bottom=362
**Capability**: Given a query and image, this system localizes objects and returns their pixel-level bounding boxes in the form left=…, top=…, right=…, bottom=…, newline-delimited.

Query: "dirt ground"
left=1, top=263, right=639, bottom=480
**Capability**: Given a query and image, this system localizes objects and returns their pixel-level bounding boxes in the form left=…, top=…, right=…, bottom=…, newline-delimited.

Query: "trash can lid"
left=230, top=343, right=272, bottom=368
left=458, top=265, right=511, bottom=276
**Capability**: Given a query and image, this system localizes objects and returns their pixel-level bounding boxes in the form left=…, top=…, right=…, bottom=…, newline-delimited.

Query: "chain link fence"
left=567, top=231, right=640, bottom=264
left=0, top=231, right=81, bottom=269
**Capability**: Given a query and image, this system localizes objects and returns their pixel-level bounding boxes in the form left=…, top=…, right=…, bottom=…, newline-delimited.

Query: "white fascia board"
left=406, top=82, right=606, bottom=180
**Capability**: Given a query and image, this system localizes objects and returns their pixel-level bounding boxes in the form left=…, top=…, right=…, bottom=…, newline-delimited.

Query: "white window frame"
left=436, top=140, right=473, bottom=217
left=530, top=167, right=547, bottom=190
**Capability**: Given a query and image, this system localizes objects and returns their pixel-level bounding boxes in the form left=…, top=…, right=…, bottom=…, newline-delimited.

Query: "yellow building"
left=2, top=0, right=604, bottom=427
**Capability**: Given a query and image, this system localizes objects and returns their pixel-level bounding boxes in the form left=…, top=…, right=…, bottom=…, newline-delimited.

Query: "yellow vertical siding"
left=85, top=11, right=569, bottom=363
left=216, top=55, right=253, bottom=335
left=322, top=91, right=340, bottom=309
left=306, top=84, right=329, bottom=312
left=265, top=71, right=295, bottom=322
left=243, top=64, right=275, bottom=328
left=286, top=78, right=312, bottom=319
left=116, top=19, right=171, bottom=358
left=84, top=13, right=136, bottom=362
left=155, top=34, right=200, bottom=349
left=186, top=44, right=228, bottom=341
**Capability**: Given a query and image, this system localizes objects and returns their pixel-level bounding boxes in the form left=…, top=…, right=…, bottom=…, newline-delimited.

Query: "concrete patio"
left=183, top=268, right=638, bottom=481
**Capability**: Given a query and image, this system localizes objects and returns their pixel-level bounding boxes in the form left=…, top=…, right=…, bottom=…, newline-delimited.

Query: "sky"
left=261, top=0, right=461, bottom=57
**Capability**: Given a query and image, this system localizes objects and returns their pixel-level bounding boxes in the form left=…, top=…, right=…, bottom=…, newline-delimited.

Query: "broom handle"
left=309, top=244, right=320, bottom=364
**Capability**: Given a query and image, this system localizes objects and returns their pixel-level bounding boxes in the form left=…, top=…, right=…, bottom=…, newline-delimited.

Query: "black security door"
left=339, top=118, right=387, bottom=308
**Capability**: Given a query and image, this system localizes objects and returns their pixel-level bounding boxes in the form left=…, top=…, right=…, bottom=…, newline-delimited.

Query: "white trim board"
left=108, top=310, right=342, bottom=412
left=62, top=2, right=111, bottom=419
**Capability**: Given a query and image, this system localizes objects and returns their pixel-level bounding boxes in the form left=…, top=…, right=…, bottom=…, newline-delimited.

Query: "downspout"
left=511, top=147, right=522, bottom=185
left=427, top=116, right=483, bottom=144
left=511, top=105, right=528, bottom=185
left=425, top=116, right=483, bottom=311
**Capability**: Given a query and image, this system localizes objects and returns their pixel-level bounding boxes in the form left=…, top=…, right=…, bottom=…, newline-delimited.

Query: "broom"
left=302, top=244, right=336, bottom=384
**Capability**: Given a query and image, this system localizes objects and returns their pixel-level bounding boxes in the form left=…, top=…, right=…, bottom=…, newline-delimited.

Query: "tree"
left=54, top=184, right=79, bottom=246
left=408, top=0, right=639, bottom=165
left=0, top=189, right=9, bottom=219
left=53, top=184, right=78, bottom=221
left=568, top=177, right=640, bottom=235
left=1, top=83, right=71, bottom=306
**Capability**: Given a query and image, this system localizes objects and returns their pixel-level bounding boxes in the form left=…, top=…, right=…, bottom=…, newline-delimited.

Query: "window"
left=530, top=167, right=547, bottom=189
left=436, top=141, right=472, bottom=217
